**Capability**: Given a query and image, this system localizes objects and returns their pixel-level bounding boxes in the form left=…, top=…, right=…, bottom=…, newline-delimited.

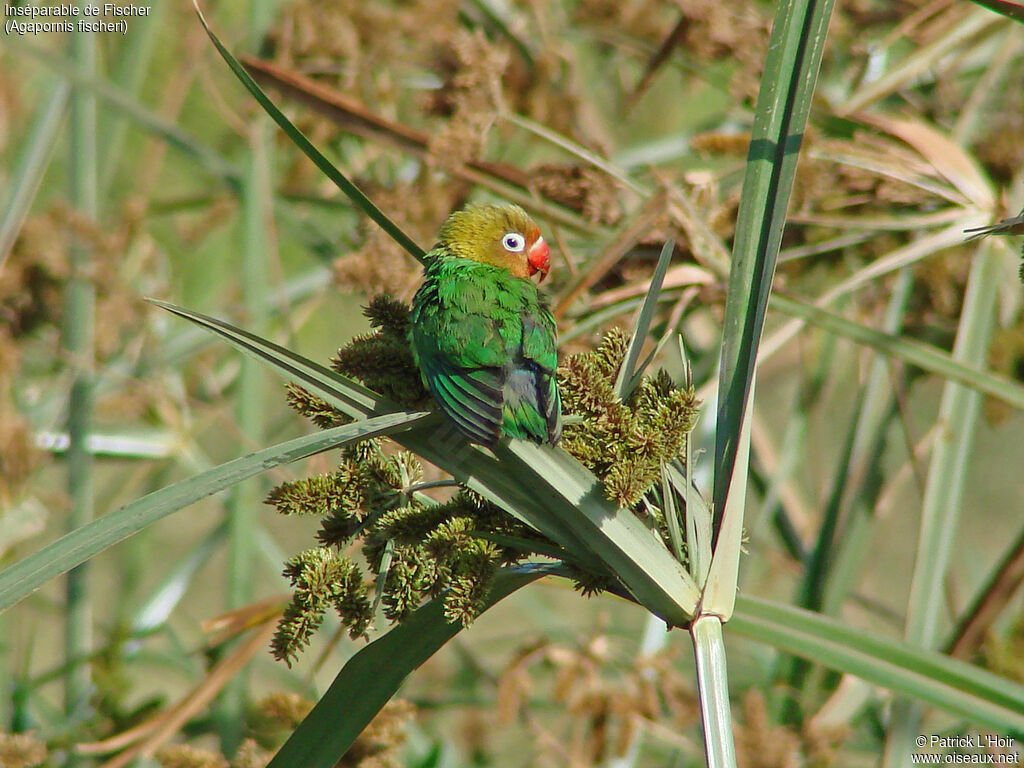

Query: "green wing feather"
left=410, top=255, right=561, bottom=446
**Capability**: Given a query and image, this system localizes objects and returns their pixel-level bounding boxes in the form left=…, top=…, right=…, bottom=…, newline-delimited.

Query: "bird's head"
left=437, top=204, right=551, bottom=281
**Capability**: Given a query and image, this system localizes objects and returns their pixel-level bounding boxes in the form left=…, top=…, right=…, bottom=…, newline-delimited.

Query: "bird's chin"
left=530, top=269, right=549, bottom=284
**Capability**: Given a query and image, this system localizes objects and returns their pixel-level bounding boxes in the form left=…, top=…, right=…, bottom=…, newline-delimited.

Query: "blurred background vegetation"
left=1, top=0, right=1023, bottom=766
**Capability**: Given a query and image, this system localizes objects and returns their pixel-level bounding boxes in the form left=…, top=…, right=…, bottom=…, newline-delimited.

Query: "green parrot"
left=409, top=203, right=562, bottom=447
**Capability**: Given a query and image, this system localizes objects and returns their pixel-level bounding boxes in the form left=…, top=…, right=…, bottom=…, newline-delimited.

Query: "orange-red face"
left=438, top=204, right=551, bottom=281
left=498, top=222, right=550, bottom=280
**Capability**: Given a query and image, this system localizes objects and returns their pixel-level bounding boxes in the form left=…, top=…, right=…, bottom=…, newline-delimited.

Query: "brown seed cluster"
left=425, top=30, right=510, bottom=172
left=490, top=633, right=700, bottom=765
left=0, top=733, right=47, bottom=768
left=530, top=163, right=622, bottom=225
left=331, top=180, right=462, bottom=298
left=735, top=690, right=850, bottom=768
left=558, top=328, right=701, bottom=510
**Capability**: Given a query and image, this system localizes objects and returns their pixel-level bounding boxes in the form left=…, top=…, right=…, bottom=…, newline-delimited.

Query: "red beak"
left=527, top=237, right=550, bottom=281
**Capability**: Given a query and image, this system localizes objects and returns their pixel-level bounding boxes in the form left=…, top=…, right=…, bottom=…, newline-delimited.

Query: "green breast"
left=409, top=254, right=560, bottom=445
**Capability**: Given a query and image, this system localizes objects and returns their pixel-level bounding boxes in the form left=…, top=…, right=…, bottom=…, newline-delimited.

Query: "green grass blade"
left=0, top=414, right=430, bottom=615
left=702, top=382, right=752, bottom=619
left=884, top=242, right=1001, bottom=766
left=614, top=240, right=675, bottom=400
left=193, top=2, right=426, bottom=262
left=770, top=292, right=1024, bottom=410
left=64, top=19, right=98, bottom=720
left=0, top=81, right=69, bottom=269
left=903, top=244, right=1001, bottom=649
left=660, top=465, right=685, bottom=563
left=967, top=0, right=1024, bottom=23
left=731, top=596, right=1024, bottom=734
left=267, top=566, right=549, bottom=768
left=672, top=458, right=712, bottom=588
left=146, top=299, right=388, bottom=417
left=713, top=0, right=837, bottom=516
left=8, top=39, right=241, bottom=188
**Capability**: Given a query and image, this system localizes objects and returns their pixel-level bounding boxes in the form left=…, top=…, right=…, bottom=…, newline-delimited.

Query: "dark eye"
left=502, top=233, right=525, bottom=252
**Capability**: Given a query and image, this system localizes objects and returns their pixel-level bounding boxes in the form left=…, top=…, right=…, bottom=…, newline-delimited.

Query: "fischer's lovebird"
left=409, top=203, right=562, bottom=447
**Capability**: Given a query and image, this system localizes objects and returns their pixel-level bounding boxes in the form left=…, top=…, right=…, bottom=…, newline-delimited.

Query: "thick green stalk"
left=712, top=0, right=837, bottom=523
left=219, top=115, right=272, bottom=754
left=883, top=244, right=1001, bottom=767
left=691, top=615, right=737, bottom=768
left=219, top=6, right=279, bottom=752
left=63, top=16, right=97, bottom=726
left=98, top=2, right=162, bottom=195
left=781, top=269, right=914, bottom=720
left=694, top=0, right=836, bottom=760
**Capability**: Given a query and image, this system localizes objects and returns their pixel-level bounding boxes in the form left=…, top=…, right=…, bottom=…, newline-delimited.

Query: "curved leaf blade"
left=967, top=0, right=1024, bottom=24
left=268, top=566, right=550, bottom=768
left=192, top=2, right=426, bottom=262
left=147, top=299, right=389, bottom=418
left=731, top=596, right=1024, bottom=734
left=770, top=292, right=1024, bottom=411
left=0, top=413, right=429, bottom=614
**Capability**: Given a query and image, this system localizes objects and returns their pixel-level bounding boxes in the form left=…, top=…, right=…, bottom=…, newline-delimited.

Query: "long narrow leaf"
left=0, top=414, right=430, bottom=614
left=147, top=300, right=388, bottom=417
left=613, top=240, right=675, bottom=400
left=885, top=241, right=1001, bottom=766
left=268, top=566, right=551, bottom=768
left=193, top=2, right=426, bottom=262
left=497, top=441, right=700, bottom=623
left=731, top=596, right=1024, bottom=734
left=770, top=292, right=1024, bottom=410
left=967, top=0, right=1024, bottom=23
left=713, top=0, right=837, bottom=516
left=0, top=81, right=69, bottom=269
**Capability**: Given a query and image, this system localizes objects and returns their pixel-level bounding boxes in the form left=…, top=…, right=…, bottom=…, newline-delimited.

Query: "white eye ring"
left=502, top=232, right=525, bottom=252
